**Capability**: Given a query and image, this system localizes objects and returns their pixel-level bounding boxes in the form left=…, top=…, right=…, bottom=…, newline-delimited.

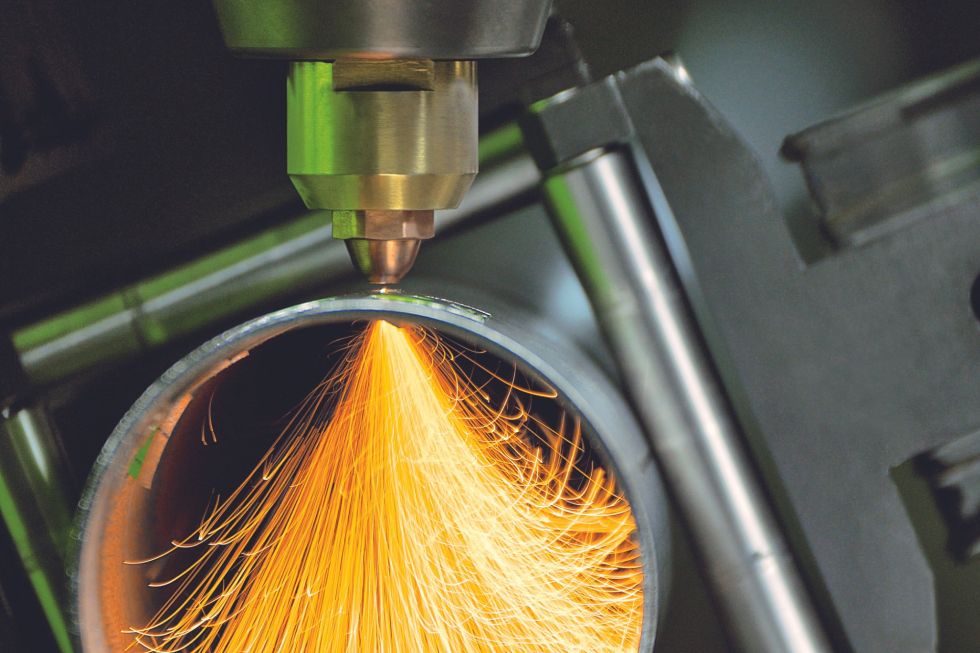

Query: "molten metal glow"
left=128, top=321, right=643, bottom=651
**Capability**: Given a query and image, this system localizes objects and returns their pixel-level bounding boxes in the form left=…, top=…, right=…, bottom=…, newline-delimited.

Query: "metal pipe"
left=540, top=146, right=831, bottom=653
left=72, top=292, right=670, bottom=652
left=0, top=406, right=76, bottom=653
left=14, top=140, right=539, bottom=387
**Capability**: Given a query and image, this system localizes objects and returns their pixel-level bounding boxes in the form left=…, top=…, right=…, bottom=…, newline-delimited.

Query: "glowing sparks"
left=128, top=321, right=643, bottom=651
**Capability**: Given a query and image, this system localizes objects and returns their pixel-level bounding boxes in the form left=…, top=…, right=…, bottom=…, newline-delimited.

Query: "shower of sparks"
left=127, top=320, right=643, bottom=652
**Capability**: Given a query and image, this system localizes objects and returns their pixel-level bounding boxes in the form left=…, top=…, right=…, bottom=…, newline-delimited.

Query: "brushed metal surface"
left=212, top=0, right=552, bottom=59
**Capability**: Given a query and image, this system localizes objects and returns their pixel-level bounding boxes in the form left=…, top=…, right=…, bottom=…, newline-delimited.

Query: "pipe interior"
left=89, top=319, right=646, bottom=640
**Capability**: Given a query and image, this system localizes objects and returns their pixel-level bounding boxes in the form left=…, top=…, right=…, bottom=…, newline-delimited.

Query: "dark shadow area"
left=893, top=460, right=980, bottom=652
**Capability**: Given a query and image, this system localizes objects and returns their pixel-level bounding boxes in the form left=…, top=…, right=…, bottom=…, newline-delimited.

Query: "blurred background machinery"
left=1, top=0, right=978, bottom=651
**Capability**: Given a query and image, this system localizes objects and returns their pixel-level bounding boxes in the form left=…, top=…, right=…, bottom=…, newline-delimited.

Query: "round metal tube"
left=72, top=292, right=670, bottom=652
left=540, top=147, right=831, bottom=653
left=0, top=406, right=75, bottom=653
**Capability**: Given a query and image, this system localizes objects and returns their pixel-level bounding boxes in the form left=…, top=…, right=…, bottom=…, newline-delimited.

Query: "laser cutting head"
left=210, top=0, right=553, bottom=284
left=288, top=59, right=476, bottom=284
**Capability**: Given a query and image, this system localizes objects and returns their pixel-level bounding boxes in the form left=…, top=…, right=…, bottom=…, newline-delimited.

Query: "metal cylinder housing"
left=72, top=293, right=670, bottom=651
left=211, top=0, right=553, bottom=59
left=287, top=60, right=478, bottom=211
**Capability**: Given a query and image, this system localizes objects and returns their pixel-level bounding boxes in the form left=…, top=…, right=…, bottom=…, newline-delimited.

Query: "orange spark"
left=128, top=320, right=644, bottom=652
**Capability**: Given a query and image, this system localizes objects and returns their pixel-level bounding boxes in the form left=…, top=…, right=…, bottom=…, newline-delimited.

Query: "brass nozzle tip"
left=345, top=238, right=421, bottom=285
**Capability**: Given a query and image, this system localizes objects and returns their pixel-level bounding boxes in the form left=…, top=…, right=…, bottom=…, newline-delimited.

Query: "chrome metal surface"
left=72, top=292, right=670, bottom=652
left=540, top=147, right=831, bottom=653
left=0, top=406, right=75, bottom=653
left=212, top=0, right=552, bottom=59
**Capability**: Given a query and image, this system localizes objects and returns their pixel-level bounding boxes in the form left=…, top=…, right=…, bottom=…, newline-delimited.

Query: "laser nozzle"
left=345, top=238, right=421, bottom=285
